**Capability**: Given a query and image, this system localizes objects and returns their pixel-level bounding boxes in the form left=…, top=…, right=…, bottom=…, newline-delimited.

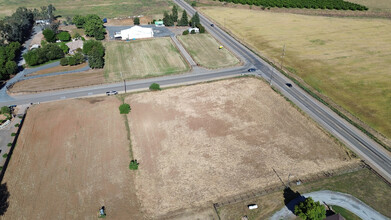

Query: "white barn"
left=114, top=26, right=154, bottom=40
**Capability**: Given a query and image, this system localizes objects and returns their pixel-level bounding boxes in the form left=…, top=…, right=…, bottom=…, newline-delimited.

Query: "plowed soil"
left=0, top=97, right=143, bottom=219
left=126, top=78, right=355, bottom=218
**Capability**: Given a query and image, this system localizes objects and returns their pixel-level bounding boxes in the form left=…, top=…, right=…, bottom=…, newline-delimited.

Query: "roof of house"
left=325, top=213, right=346, bottom=220
left=66, top=40, right=84, bottom=52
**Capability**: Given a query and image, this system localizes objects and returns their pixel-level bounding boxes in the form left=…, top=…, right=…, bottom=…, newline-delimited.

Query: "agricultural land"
left=0, top=97, right=143, bottom=219
left=125, top=77, right=356, bottom=218
left=0, top=0, right=173, bottom=18
left=201, top=7, right=391, bottom=140
left=178, top=33, right=240, bottom=68
left=104, top=38, right=190, bottom=82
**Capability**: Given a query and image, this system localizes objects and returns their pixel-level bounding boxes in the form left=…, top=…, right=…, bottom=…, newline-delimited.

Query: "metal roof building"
left=114, top=26, right=154, bottom=40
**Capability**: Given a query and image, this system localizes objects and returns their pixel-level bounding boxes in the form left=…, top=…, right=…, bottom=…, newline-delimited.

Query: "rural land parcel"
left=201, top=7, right=391, bottom=140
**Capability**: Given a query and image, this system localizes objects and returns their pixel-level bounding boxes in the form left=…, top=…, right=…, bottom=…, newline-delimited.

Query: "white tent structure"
left=114, top=26, right=154, bottom=40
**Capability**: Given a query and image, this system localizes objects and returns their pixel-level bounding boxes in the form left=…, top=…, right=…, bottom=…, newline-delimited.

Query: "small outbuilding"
left=114, top=26, right=154, bottom=40
left=155, top=21, right=164, bottom=27
left=188, top=27, right=199, bottom=33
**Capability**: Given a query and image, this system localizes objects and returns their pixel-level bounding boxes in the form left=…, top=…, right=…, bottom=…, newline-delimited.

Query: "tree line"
left=218, top=0, right=368, bottom=10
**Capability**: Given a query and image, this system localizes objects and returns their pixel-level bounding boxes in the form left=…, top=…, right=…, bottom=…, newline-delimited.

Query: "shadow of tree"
left=0, top=182, right=10, bottom=216
left=283, top=187, right=305, bottom=213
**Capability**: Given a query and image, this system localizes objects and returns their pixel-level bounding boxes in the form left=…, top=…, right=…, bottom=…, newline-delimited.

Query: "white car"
left=106, top=91, right=118, bottom=96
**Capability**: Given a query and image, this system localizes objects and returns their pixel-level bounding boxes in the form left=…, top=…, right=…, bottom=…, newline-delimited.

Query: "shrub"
left=59, top=42, right=69, bottom=54
left=129, top=160, right=139, bottom=170
left=7, top=143, right=12, bottom=147
left=60, top=57, right=69, bottom=66
left=11, top=133, right=16, bottom=136
left=0, top=166, right=2, bottom=170
left=149, top=83, right=161, bottom=91
left=182, top=30, right=189, bottom=35
left=57, top=31, right=71, bottom=42
left=68, top=56, right=77, bottom=66
left=294, top=197, right=326, bottom=220
left=73, top=32, right=81, bottom=40
left=43, top=29, right=56, bottom=43
left=2, top=153, right=8, bottom=158
left=134, top=17, right=140, bottom=25
left=15, top=123, right=19, bottom=127
left=190, top=30, right=196, bottom=34
left=119, top=103, right=131, bottom=114
left=191, top=1, right=197, bottom=6
left=0, top=106, right=10, bottom=114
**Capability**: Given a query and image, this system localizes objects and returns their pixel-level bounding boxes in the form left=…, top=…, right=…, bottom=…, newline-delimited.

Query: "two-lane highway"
left=174, top=0, right=391, bottom=182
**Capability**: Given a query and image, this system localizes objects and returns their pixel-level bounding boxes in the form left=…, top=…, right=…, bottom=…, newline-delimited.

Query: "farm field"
left=125, top=77, right=355, bottom=218
left=104, top=38, right=190, bottom=82
left=178, top=33, right=239, bottom=69
left=0, top=98, right=143, bottom=219
left=201, top=7, right=391, bottom=140
left=0, top=0, right=172, bottom=18
left=8, top=69, right=105, bottom=94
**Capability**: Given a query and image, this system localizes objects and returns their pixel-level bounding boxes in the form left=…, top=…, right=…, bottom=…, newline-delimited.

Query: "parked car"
left=248, top=68, right=256, bottom=72
left=211, top=24, right=214, bottom=27
left=285, top=83, right=292, bottom=88
left=106, top=91, right=118, bottom=96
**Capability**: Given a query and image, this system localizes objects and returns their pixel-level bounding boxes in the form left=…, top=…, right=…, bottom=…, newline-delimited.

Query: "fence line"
left=214, top=162, right=366, bottom=208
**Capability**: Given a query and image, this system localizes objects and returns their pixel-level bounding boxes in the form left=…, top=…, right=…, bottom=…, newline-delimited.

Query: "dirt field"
left=201, top=7, right=391, bottom=141
left=126, top=78, right=355, bottom=218
left=104, top=38, right=190, bottom=82
left=30, top=62, right=88, bottom=76
left=178, top=33, right=239, bottom=69
left=8, top=69, right=105, bottom=94
left=0, top=98, right=143, bottom=219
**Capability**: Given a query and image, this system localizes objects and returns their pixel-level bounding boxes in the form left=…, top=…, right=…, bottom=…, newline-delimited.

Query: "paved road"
left=0, top=0, right=390, bottom=184
left=271, top=190, right=390, bottom=220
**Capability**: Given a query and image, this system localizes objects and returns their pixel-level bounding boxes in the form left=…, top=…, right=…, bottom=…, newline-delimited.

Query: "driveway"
left=270, top=190, right=390, bottom=220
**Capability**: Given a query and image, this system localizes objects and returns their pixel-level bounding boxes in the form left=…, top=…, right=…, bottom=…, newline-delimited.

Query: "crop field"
left=201, top=7, right=391, bottom=140
left=104, top=38, right=190, bottom=82
left=0, top=0, right=173, bottom=18
left=8, top=69, right=105, bottom=94
left=0, top=98, right=143, bottom=219
left=125, top=77, right=355, bottom=218
left=178, top=33, right=240, bottom=69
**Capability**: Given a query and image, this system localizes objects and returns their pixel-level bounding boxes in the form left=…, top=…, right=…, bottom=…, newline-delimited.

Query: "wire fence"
left=214, top=162, right=367, bottom=209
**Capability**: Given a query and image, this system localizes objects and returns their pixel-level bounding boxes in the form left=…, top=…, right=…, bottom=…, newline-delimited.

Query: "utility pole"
left=120, top=72, right=126, bottom=93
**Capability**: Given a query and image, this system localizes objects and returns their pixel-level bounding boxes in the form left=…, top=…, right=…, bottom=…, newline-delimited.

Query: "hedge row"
left=219, top=0, right=368, bottom=10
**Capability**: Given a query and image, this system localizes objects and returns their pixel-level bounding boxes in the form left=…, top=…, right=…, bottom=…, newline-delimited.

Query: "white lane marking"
left=88, top=92, right=93, bottom=95
left=60, top=96, right=66, bottom=99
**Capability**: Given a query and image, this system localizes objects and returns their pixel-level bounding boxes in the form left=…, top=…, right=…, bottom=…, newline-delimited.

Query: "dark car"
left=285, top=83, right=292, bottom=88
left=248, top=68, right=256, bottom=72
left=211, top=24, right=214, bottom=27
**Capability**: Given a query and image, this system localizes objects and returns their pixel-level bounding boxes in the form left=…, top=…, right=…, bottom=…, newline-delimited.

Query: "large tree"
left=83, top=14, right=105, bottom=40
left=43, top=29, right=56, bottom=43
left=72, top=15, right=86, bottom=28
left=190, top=12, right=200, bottom=27
left=0, top=7, right=34, bottom=43
left=163, top=12, right=174, bottom=26
left=294, top=197, right=326, bottom=220
left=172, top=5, right=178, bottom=22
left=178, top=10, right=188, bottom=26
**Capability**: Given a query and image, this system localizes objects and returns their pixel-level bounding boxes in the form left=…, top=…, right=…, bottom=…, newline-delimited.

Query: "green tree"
left=83, top=15, right=105, bottom=40
left=57, top=31, right=71, bottom=42
left=88, top=47, right=104, bottom=69
left=172, top=5, right=178, bottom=22
left=72, top=15, right=85, bottom=28
left=58, top=42, right=69, bottom=54
left=0, top=7, right=34, bottom=43
left=119, top=103, right=131, bottom=114
left=163, top=12, right=174, bottom=26
left=190, top=12, right=200, bottom=27
left=1, top=106, right=10, bottom=114
left=182, top=30, right=189, bottom=35
left=294, top=197, right=326, bottom=220
left=43, top=44, right=64, bottom=60
left=60, top=57, right=68, bottom=66
left=133, top=17, right=140, bottom=25
left=149, top=83, right=161, bottom=91
left=178, top=10, right=188, bottom=26
left=83, top=40, right=104, bottom=56
left=43, top=29, right=56, bottom=43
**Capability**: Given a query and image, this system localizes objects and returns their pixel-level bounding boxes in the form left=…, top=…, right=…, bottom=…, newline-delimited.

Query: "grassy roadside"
left=332, top=205, right=362, bottom=220
left=217, top=168, right=391, bottom=219
left=199, top=8, right=391, bottom=151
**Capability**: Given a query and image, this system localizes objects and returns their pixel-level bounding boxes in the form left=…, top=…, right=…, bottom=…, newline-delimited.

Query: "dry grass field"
left=178, top=33, right=239, bottom=69
left=0, top=0, right=172, bottom=18
left=348, top=0, right=391, bottom=12
left=0, top=98, right=143, bottom=219
left=126, top=78, right=355, bottom=218
left=201, top=7, right=391, bottom=139
left=104, top=38, right=190, bottom=82
left=8, top=69, right=105, bottom=94
left=30, top=62, right=88, bottom=76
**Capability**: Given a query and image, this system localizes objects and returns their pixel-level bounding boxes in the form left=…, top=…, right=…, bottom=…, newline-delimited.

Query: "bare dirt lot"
left=0, top=98, right=143, bottom=219
left=126, top=77, right=355, bottom=218
left=8, top=69, right=105, bottom=94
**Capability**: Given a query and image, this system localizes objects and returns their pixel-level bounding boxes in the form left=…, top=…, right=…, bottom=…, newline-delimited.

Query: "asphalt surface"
left=0, top=0, right=390, bottom=184
left=271, top=190, right=390, bottom=220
